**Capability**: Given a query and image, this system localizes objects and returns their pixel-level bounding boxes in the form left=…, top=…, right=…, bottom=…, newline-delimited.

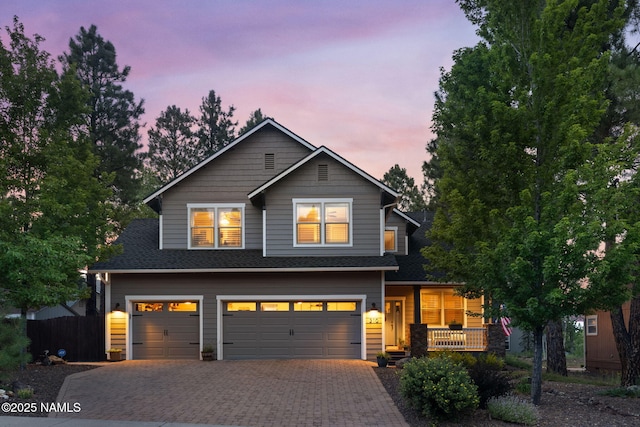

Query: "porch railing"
left=427, top=327, right=486, bottom=351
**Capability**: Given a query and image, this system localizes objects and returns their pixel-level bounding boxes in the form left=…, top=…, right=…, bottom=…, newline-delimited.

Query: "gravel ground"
left=1, top=363, right=99, bottom=417
left=375, top=366, right=640, bottom=427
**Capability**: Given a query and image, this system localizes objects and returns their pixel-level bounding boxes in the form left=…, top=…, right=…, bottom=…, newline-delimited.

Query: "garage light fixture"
left=113, top=303, right=122, bottom=312
left=367, top=303, right=381, bottom=324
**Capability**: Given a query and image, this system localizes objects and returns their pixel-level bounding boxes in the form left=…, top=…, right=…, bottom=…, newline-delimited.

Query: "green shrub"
left=17, top=387, right=34, bottom=399
left=430, top=350, right=477, bottom=368
left=399, top=355, right=479, bottom=421
left=515, top=377, right=531, bottom=395
left=467, top=354, right=512, bottom=408
left=487, top=394, right=539, bottom=426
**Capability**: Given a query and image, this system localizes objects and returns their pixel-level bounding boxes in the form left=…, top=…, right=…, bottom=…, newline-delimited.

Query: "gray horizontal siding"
left=264, top=155, right=383, bottom=256
left=385, top=213, right=408, bottom=256
left=110, top=271, right=382, bottom=356
left=160, top=128, right=311, bottom=249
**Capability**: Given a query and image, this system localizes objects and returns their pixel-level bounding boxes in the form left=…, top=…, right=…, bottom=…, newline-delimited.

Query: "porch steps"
left=387, top=350, right=409, bottom=366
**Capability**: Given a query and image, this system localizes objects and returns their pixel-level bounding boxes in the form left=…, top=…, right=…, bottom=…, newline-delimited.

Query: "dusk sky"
left=1, top=0, right=480, bottom=183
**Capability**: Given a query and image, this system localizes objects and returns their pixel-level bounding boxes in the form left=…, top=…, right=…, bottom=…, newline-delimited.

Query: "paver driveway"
left=55, top=360, right=409, bottom=427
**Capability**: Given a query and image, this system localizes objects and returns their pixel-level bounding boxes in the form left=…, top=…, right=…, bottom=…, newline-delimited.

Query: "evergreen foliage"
left=0, top=313, right=30, bottom=381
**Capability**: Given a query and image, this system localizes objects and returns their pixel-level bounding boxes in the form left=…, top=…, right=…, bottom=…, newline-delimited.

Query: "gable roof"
left=392, top=208, right=421, bottom=231
left=385, top=211, right=446, bottom=283
left=143, top=119, right=316, bottom=205
left=248, top=145, right=399, bottom=201
left=90, top=219, right=399, bottom=273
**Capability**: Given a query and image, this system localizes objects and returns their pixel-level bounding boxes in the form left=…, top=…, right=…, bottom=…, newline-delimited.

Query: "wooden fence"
left=27, top=316, right=105, bottom=362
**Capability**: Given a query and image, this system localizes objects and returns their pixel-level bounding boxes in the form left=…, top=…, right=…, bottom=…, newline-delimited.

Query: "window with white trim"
left=420, top=289, right=465, bottom=326
left=384, top=227, right=397, bottom=252
left=188, top=204, right=244, bottom=249
left=293, top=199, right=352, bottom=246
left=586, top=315, right=598, bottom=336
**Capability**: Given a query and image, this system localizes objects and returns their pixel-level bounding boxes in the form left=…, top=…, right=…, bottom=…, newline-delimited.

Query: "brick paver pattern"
left=54, top=360, right=409, bottom=427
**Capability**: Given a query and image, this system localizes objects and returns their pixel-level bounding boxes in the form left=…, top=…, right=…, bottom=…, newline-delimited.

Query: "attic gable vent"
left=265, top=153, right=275, bottom=169
left=318, top=164, right=329, bottom=181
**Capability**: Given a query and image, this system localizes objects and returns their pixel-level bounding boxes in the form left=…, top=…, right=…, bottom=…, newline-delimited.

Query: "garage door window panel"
left=327, top=302, right=357, bottom=311
left=136, top=302, right=164, bottom=312
left=294, top=302, right=324, bottom=311
left=227, top=302, right=256, bottom=311
left=168, top=302, right=197, bottom=311
left=261, top=302, right=290, bottom=311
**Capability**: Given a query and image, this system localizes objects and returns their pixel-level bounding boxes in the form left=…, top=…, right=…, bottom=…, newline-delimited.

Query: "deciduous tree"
left=0, top=18, right=114, bottom=317
left=424, top=0, right=632, bottom=404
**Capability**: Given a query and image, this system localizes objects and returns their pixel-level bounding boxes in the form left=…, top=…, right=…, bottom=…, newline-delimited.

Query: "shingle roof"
left=90, top=219, right=398, bottom=273
left=385, top=211, right=444, bottom=282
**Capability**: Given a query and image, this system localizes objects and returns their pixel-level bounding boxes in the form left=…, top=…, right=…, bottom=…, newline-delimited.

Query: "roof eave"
left=88, top=265, right=400, bottom=274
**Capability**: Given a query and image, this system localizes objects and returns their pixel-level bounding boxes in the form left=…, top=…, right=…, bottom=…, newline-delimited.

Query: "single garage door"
left=131, top=301, right=199, bottom=359
left=222, top=301, right=361, bottom=359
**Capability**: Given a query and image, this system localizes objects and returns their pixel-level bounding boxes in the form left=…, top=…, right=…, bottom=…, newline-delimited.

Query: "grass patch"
left=505, top=354, right=532, bottom=370
left=599, top=386, right=640, bottom=398
left=16, top=387, right=34, bottom=399
left=543, top=371, right=620, bottom=387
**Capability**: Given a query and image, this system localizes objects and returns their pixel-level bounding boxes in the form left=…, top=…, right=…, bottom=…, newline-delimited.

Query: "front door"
left=385, top=299, right=404, bottom=348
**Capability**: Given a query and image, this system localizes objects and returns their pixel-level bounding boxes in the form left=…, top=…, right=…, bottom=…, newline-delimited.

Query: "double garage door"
left=222, top=300, right=362, bottom=360
left=130, top=299, right=362, bottom=360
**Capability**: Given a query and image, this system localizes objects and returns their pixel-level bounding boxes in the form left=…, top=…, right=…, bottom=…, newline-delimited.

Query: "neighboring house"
left=585, top=302, right=632, bottom=372
left=90, top=119, right=493, bottom=361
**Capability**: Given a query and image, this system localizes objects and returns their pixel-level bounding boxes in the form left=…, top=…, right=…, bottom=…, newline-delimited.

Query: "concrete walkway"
left=41, top=360, right=408, bottom=427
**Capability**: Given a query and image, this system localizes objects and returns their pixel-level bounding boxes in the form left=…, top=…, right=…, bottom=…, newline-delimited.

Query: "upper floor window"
left=188, top=204, right=244, bottom=249
left=384, top=227, right=397, bottom=252
left=293, top=198, right=352, bottom=246
left=585, top=315, right=598, bottom=336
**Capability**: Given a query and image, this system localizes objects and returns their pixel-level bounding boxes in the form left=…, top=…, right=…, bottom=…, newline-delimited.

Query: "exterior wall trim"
left=216, top=294, right=368, bottom=360
left=91, top=266, right=399, bottom=274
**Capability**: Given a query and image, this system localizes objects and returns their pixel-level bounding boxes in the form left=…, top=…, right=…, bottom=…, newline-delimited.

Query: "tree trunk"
left=531, top=326, right=544, bottom=405
left=545, top=319, right=567, bottom=375
left=610, top=294, right=640, bottom=386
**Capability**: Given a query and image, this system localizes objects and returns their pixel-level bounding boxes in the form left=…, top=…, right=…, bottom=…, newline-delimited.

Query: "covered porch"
left=383, top=286, right=504, bottom=354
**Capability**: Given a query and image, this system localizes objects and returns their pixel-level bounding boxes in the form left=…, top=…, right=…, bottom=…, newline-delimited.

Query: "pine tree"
left=60, top=24, right=144, bottom=207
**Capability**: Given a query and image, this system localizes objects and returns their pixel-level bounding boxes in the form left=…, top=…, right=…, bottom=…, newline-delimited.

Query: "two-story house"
left=90, top=119, right=487, bottom=361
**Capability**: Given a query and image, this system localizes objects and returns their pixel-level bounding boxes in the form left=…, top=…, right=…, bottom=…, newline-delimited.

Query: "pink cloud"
left=1, top=0, right=478, bottom=186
